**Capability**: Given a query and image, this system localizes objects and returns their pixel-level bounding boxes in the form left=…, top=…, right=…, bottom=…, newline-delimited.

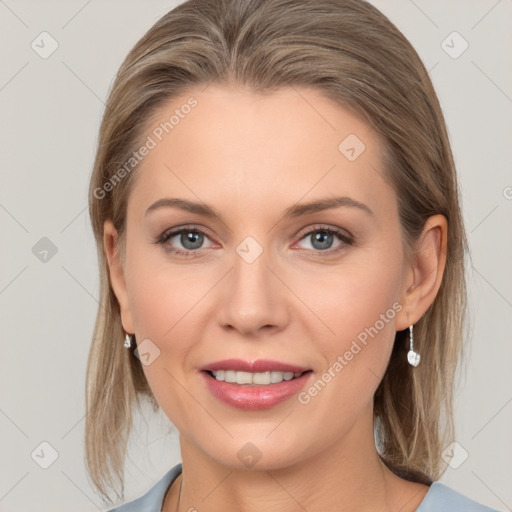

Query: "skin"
left=104, top=84, right=447, bottom=512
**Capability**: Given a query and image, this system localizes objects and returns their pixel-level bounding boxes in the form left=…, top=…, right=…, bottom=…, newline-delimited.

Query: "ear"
left=395, top=214, right=448, bottom=331
left=103, top=219, right=134, bottom=334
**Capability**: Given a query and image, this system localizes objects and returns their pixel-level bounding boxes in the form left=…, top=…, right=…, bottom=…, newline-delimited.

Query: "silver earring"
left=407, top=325, right=420, bottom=367
left=124, top=333, right=133, bottom=349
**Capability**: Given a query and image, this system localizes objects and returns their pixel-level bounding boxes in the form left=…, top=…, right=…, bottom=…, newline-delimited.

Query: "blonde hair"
left=86, top=0, right=468, bottom=501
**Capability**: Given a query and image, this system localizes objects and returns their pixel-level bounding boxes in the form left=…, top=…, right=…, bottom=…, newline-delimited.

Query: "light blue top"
left=106, top=463, right=501, bottom=512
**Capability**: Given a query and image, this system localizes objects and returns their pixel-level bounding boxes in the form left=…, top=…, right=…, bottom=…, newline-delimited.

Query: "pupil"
left=183, top=231, right=202, bottom=249
left=313, top=231, right=332, bottom=250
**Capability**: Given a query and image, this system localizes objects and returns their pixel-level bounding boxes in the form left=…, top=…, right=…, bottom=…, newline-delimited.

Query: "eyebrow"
left=145, top=196, right=374, bottom=221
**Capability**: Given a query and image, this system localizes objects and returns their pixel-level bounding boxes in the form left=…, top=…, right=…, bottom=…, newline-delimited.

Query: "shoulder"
left=416, top=481, right=502, bottom=512
left=105, top=463, right=182, bottom=512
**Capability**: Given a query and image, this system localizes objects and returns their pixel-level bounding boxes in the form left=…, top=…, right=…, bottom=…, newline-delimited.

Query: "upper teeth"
left=211, top=370, right=302, bottom=385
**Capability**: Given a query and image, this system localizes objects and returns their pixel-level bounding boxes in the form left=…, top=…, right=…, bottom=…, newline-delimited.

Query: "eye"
left=156, top=226, right=214, bottom=257
left=295, top=224, right=353, bottom=254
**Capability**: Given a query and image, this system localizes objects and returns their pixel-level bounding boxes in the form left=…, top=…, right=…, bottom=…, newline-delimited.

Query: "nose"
left=216, top=242, right=290, bottom=337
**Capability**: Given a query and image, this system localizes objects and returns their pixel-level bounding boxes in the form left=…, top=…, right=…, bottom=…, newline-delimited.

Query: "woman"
left=85, top=0, right=500, bottom=510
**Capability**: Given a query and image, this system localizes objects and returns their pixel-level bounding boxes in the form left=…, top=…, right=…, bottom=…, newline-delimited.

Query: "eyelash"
left=154, top=224, right=354, bottom=258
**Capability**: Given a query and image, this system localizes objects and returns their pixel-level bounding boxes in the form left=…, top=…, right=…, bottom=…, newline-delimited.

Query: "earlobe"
left=103, top=219, right=134, bottom=334
left=395, top=214, right=448, bottom=331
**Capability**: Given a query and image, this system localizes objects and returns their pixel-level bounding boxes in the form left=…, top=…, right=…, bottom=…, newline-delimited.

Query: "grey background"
left=0, top=1, right=511, bottom=511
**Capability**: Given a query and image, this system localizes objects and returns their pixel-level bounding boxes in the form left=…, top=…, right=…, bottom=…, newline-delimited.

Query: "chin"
left=195, top=431, right=313, bottom=472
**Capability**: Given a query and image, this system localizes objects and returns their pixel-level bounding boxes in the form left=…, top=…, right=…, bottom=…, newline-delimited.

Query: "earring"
left=407, top=324, right=420, bottom=367
left=124, top=333, right=133, bottom=349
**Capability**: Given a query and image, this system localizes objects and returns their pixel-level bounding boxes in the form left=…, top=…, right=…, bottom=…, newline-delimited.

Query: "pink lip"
left=199, top=359, right=313, bottom=410
left=200, top=358, right=309, bottom=373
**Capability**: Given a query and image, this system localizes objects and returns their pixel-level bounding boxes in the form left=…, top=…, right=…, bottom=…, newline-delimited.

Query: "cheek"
left=125, top=241, right=208, bottom=342
left=125, top=258, right=206, bottom=429
left=296, top=248, right=403, bottom=407
left=289, top=271, right=401, bottom=443
left=298, top=251, right=402, bottom=345
left=123, top=244, right=216, bottom=397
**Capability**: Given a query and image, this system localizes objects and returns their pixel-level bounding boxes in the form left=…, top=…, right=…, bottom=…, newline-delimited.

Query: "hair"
left=85, top=0, right=469, bottom=502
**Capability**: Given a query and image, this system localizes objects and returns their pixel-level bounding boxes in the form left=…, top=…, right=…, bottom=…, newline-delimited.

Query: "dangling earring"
left=407, top=324, right=420, bottom=367
left=124, top=333, right=133, bottom=349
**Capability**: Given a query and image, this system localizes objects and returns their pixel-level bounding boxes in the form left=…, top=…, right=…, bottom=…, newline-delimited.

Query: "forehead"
left=129, top=84, right=395, bottom=220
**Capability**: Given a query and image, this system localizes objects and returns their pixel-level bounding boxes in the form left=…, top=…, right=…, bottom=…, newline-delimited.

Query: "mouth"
left=199, top=359, right=314, bottom=410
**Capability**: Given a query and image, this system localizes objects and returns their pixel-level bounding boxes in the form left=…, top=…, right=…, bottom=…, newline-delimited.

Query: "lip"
left=200, top=358, right=309, bottom=374
left=199, top=359, right=313, bottom=410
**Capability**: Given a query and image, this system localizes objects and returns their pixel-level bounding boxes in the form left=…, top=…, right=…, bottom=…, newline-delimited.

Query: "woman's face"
left=106, top=84, right=416, bottom=470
